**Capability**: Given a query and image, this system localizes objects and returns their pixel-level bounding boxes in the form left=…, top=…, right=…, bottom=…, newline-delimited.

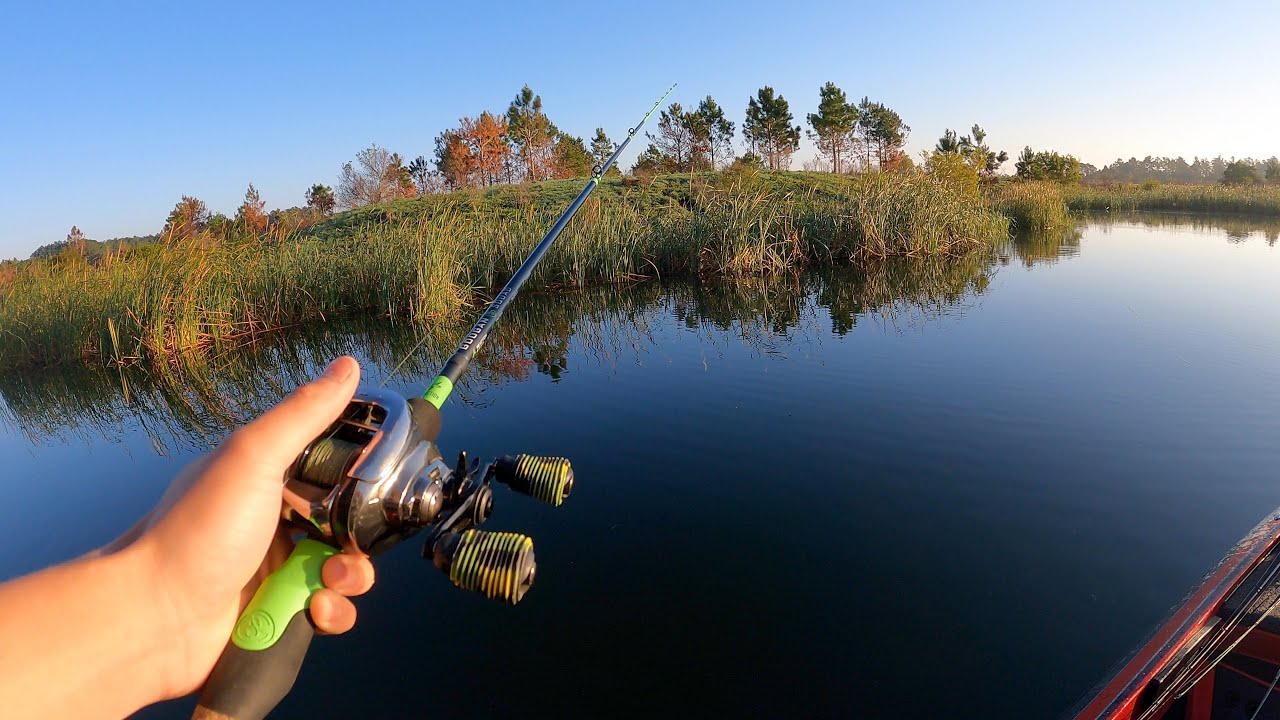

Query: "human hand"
left=120, top=356, right=374, bottom=700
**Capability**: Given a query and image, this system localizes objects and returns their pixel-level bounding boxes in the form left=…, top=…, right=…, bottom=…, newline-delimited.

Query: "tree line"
left=25, top=80, right=1279, bottom=262
left=1083, top=155, right=1280, bottom=185
left=30, top=82, right=923, bottom=259
left=339, top=82, right=916, bottom=204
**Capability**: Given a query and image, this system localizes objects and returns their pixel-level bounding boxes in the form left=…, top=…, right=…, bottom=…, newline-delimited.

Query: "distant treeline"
left=1084, top=155, right=1280, bottom=185
left=29, top=229, right=160, bottom=263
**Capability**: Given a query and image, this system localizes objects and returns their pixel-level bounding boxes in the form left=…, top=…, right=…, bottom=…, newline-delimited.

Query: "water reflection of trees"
left=1005, top=227, right=1084, bottom=267
left=0, top=258, right=1011, bottom=451
left=0, top=319, right=460, bottom=453
left=1084, top=212, right=1280, bottom=246
left=12, top=211, right=1274, bottom=450
left=1000, top=212, right=1278, bottom=270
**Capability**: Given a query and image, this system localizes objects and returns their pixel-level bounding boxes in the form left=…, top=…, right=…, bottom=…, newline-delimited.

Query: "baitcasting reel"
left=198, top=87, right=672, bottom=720
left=280, top=387, right=574, bottom=604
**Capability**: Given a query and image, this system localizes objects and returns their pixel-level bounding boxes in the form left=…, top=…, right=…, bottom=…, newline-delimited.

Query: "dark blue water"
left=2, top=216, right=1277, bottom=718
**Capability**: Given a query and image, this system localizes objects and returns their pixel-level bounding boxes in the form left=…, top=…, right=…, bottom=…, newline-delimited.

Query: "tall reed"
left=985, top=181, right=1071, bottom=232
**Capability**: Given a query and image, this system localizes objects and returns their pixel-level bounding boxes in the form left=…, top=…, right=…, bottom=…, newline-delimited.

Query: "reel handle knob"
left=431, top=529, right=537, bottom=604
left=494, top=454, right=574, bottom=507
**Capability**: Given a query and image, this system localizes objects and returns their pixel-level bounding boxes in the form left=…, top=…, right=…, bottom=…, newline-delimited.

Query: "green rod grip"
left=193, top=539, right=337, bottom=720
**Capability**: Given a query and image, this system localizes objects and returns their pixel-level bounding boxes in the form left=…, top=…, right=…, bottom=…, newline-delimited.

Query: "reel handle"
left=193, top=539, right=337, bottom=720
left=432, top=529, right=537, bottom=604
left=494, top=454, right=574, bottom=507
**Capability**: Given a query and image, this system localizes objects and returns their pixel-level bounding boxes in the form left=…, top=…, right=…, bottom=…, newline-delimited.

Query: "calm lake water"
left=2, top=215, right=1278, bottom=718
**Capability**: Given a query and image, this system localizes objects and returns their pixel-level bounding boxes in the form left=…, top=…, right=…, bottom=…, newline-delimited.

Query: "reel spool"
left=280, top=386, right=573, bottom=604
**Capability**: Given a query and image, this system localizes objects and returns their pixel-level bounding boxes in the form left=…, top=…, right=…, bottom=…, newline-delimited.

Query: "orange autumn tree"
left=458, top=112, right=511, bottom=187
left=236, top=183, right=268, bottom=234
left=162, top=196, right=211, bottom=242
left=381, top=153, right=418, bottom=199
left=434, top=129, right=476, bottom=189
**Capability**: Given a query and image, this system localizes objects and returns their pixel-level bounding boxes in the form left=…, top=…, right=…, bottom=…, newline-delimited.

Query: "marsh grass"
left=1064, top=183, right=1280, bottom=215
left=0, top=171, right=1010, bottom=371
left=985, top=181, right=1072, bottom=232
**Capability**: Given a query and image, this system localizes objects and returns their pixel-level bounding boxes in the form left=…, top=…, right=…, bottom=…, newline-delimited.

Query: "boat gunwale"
left=1069, top=506, right=1280, bottom=719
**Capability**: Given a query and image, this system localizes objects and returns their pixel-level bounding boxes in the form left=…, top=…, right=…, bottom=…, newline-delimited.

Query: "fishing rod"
left=422, top=83, right=677, bottom=409
left=192, top=84, right=675, bottom=720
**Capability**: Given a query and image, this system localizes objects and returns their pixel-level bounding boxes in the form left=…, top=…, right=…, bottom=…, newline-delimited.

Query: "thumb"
left=141, top=356, right=362, bottom=594
left=218, top=356, right=362, bottom=474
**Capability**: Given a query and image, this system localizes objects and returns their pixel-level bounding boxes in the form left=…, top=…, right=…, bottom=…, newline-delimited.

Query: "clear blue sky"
left=1, top=0, right=1274, bottom=258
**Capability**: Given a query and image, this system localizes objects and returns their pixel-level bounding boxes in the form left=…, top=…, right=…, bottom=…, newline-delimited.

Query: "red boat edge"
left=1069, top=507, right=1280, bottom=720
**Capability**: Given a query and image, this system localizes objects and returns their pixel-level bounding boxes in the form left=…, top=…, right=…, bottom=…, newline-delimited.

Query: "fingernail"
left=321, top=357, right=354, bottom=383
left=329, top=559, right=350, bottom=584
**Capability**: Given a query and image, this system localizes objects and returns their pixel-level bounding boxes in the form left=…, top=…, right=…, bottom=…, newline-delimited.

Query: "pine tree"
left=959, top=125, right=1007, bottom=179
left=648, top=102, right=696, bottom=171
left=1015, top=147, right=1083, bottom=183
left=460, top=112, right=511, bottom=187
left=305, top=184, right=335, bottom=217
left=934, top=125, right=1006, bottom=180
left=855, top=98, right=909, bottom=171
left=588, top=128, right=620, bottom=175
left=66, top=225, right=87, bottom=257
left=936, top=129, right=962, bottom=154
left=407, top=156, right=433, bottom=193
left=433, top=130, right=473, bottom=189
left=590, top=128, right=613, bottom=166
left=506, top=85, right=556, bottom=181
left=805, top=82, right=858, bottom=173
left=743, top=87, right=801, bottom=170
left=631, top=143, right=670, bottom=177
left=691, top=96, right=734, bottom=170
left=552, top=132, right=593, bottom=178
left=163, top=196, right=210, bottom=241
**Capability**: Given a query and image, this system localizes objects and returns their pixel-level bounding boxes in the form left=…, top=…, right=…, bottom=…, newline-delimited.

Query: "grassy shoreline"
left=9, top=174, right=1277, bottom=373
left=1, top=171, right=1015, bottom=371
left=1064, top=183, right=1280, bottom=215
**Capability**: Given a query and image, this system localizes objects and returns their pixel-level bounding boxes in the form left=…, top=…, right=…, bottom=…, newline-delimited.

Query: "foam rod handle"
left=193, top=539, right=338, bottom=720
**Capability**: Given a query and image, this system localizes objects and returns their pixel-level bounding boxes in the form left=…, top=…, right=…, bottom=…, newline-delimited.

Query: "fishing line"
left=1248, top=663, right=1280, bottom=720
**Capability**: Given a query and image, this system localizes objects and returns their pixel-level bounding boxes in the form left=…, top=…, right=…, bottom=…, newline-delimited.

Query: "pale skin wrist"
left=101, top=543, right=185, bottom=706
left=0, top=356, right=376, bottom=718
left=0, top=546, right=175, bottom=719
